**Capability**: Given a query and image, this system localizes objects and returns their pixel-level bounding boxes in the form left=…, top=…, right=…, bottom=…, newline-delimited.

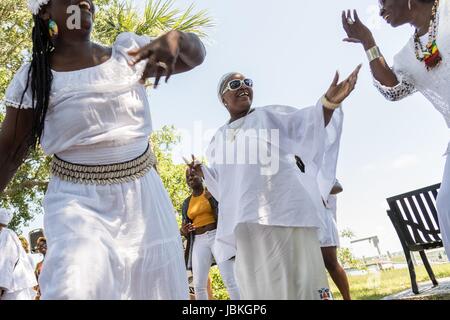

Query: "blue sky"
left=21, top=0, right=450, bottom=256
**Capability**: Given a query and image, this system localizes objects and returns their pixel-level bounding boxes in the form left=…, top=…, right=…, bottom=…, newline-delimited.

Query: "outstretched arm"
left=128, top=30, right=206, bottom=88
left=342, top=10, right=400, bottom=87
left=0, top=108, right=33, bottom=193
left=322, top=64, right=362, bottom=126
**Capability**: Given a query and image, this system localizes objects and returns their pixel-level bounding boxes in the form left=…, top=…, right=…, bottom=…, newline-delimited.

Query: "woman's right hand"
left=181, top=222, right=196, bottom=236
left=184, top=155, right=204, bottom=179
left=342, top=10, right=376, bottom=50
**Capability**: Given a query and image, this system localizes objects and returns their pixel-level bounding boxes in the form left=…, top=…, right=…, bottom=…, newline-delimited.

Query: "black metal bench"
left=386, top=183, right=442, bottom=294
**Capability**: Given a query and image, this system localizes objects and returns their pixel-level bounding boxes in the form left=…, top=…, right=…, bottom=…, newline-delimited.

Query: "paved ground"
left=383, top=277, right=450, bottom=300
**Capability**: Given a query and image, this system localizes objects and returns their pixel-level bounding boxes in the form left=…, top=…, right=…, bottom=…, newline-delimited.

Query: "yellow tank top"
left=187, top=192, right=216, bottom=228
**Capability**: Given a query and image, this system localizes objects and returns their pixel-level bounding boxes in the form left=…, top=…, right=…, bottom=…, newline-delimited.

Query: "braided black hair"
left=19, top=15, right=53, bottom=148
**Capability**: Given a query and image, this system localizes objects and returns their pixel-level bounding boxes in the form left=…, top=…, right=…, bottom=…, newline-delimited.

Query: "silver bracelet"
left=366, top=46, right=382, bottom=62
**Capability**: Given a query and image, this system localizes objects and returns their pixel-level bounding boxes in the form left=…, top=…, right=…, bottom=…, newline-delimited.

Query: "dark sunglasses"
left=222, top=78, right=253, bottom=95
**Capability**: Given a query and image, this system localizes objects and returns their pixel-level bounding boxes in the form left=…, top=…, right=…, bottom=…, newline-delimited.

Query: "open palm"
left=325, top=64, right=362, bottom=104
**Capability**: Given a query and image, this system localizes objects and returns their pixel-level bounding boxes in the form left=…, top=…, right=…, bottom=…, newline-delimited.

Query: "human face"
left=221, top=73, right=253, bottom=118
left=186, top=170, right=202, bottom=189
left=38, top=241, right=47, bottom=255
left=41, top=0, right=95, bottom=39
left=379, top=0, right=412, bottom=27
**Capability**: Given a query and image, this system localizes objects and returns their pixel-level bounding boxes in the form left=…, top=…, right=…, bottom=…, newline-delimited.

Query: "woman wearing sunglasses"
left=187, top=67, right=361, bottom=299
left=343, top=0, right=450, bottom=261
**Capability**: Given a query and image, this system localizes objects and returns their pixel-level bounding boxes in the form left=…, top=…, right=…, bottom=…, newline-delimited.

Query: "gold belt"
left=50, top=145, right=157, bottom=185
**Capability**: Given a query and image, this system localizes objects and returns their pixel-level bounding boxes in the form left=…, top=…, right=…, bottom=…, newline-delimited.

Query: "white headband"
left=0, top=208, right=13, bottom=226
left=28, top=0, right=50, bottom=16
left=217, top=72, right=240, bottom=104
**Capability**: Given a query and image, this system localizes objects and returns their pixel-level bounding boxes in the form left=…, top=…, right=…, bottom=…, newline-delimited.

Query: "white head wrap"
left=217, top=72, right=241, bottom=104
left=0, top=208, right=13, bottom=226
left=28, top=0, right=50, bottom=16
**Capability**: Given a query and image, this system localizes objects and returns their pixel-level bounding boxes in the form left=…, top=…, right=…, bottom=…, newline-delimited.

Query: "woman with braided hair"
left=0, top=0, right=205, bottom=299
left=343, top=0, right=450, bottom=260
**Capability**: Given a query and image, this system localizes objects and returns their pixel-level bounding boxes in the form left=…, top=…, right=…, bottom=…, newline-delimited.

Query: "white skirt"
left=40, top=168, right=189, bottom=300
left=437, top=154, right=450, bottom=261
left=234, top=223, right=331, bottom=300
left=319, top=202, right=340, bottom=248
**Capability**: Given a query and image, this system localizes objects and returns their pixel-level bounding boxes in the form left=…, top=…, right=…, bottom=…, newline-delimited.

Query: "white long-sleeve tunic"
left=202, top=101, right=343, bottom=262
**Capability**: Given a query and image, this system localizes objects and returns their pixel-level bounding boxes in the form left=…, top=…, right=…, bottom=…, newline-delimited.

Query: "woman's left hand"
left=128, top=31, right=181, bottom=88
left=325, top=64, right=362, bottom=105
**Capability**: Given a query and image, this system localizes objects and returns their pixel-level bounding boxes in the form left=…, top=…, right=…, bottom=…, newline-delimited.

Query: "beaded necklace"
left=414, top=0, right=442, bottom=71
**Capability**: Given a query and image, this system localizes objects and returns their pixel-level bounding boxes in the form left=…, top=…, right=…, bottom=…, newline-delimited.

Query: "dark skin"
left=37, top=240, right=47, bottom=256
left=0, top=0, right=205, bottom=194
left=181, top=170, right=217, bottom=237
left=342, top=0, right=435, bottom=87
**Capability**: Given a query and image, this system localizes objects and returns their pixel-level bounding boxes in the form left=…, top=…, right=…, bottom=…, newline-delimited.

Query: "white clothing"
left=319, top=195, right=340, bottom=248
left=372, top=0, right=450, bottom=259
left=437, top=156, right=450, bottom=259
left=234, top=223, right=331, bottom=300
left=203, top=102, right=343, bottom=263
left=1, top=288, right=35, bottom=300
left=0, top=209, right=12, bottom=225
left=0, top=228, right=37, bottom=300
left=4, top=32, right=189, bottom=299
left=191, top=229, right=240, bottom=300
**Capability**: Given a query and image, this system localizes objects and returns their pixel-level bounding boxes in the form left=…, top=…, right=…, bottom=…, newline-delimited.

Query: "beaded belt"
left=50, top=145, right=157, bottom=185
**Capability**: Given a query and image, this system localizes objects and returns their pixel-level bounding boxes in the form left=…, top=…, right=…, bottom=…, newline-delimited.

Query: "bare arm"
left=342, top=10, right=399, bottom=87
left=0, top=107, right=33, bottom=193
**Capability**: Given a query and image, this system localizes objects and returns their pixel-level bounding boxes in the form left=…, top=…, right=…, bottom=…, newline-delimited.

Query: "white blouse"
left=202, top=102, right=344, bottom=262
left=374, top=0, right=450, bottom=136
left=4, top=32, right=153, bottom=164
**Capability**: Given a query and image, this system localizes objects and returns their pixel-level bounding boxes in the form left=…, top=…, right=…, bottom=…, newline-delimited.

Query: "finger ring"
left=347, top=18, right=355, bottom=25
left=156, top=61, right=168, bottom=69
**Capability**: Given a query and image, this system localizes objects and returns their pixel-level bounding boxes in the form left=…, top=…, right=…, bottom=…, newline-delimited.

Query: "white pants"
left=235, top=223, right=330, bottom=300
left=437, top=155, right=450, bottom=261
left=192, top=230, right=240, bottom=300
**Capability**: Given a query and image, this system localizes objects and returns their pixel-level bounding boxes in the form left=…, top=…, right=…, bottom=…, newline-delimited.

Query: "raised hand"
left=128, top=31, right=181, bottom=88
left=183, top=155, right=204, bottom=179
left=342, top=10, right=376, bottom=50
left=325, top=64, right=362, bottom=105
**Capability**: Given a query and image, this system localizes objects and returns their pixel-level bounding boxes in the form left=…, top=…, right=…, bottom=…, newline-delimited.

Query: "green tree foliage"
left=150, top=125, right=190, bottom=216
left=0, top=0, right=211, bottom=231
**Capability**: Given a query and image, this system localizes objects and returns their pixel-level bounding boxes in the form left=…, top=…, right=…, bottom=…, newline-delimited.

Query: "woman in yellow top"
left=181, top=168, right=240, bottom=300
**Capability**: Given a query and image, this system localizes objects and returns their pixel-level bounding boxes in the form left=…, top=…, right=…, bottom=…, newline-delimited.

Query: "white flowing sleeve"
left=0, top=231, right=20, bottom=291
left=373, top=50, right=418, bottom=101
left=3, top=63, right=33, bottom=109
left=202, top=163, right=219, bottom=200
left=317, top=107, right=344, bottom=199
left=114, top=32, right=154, bottom=64
left=261, top=99, right=344, bottom=200
left=203, top=136, right=220, bottom=199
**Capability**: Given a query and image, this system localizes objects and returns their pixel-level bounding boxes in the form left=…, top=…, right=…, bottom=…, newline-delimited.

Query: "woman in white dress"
left=0, top=0, right=205, bottom=299
left=188, top=66, right=361, bottom=299
left=343, top=0, right=450, bottom=260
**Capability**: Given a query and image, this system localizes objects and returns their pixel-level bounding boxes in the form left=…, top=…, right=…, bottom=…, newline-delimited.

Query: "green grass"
left=329, top=263, right=450, bottom=300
